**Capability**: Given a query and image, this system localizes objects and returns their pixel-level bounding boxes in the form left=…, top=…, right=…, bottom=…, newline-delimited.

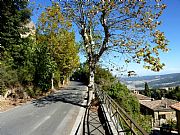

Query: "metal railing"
left=95, top=86, right=149, bottom=135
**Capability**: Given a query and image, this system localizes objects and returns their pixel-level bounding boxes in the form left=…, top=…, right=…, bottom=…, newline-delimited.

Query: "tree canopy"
left=57, top=0, right=168, bottom=88
left=37, top=2, right=79, bottom=85
left=0, top=1, right=79, bottom=96
left=0, top=0, right=31, bottom=58
left=144, top=82, right=151, bottom=97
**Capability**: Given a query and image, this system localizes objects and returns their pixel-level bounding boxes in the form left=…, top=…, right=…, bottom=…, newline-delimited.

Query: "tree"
left=72, top=63, right=89, bottom=84
left=54, top=30, right=79, bottom=84
left=0, top=0, right=35, bottom=96
left=0, top=61, right=18, bottom=96
left=94, top=65, right=116, bottom=89
left=0, top=0, right=31, bottom=58
left=107, top=82, right=140, bottom=115
left=104, top=79, right=152, bottom=133
left=33, top=41, right=57, bottom=91
left=166, top=86, right=180, bottom=101
left=37, top=3, right=79, bottom=85
left=144, top=82, right=151, bottom=97
left=58, top=0, right=168, bottom=89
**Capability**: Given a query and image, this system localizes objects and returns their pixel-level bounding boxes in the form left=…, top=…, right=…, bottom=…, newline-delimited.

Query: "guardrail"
left=95, top=86, right=149, bottom=135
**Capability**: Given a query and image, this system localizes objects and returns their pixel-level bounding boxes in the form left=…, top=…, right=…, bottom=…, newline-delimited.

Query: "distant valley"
left=121, top=73, right=180, bottom=90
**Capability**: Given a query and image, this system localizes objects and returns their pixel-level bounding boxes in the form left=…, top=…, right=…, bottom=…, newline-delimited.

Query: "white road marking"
left=27, top=108, right=58, bottom=135
left=32, top=116, right=51, bottom=131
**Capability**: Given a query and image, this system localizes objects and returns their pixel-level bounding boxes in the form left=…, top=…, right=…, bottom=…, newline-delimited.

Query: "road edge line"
left=70, top=86, right=88, bottom=135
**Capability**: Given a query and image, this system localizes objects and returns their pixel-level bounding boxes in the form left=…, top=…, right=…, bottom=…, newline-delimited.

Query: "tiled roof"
left=133, top=93, right=152, bottom=100
left=140, top=98, right=178, bottom=111
left=170, top=102, right=180, bottom=111
left=140, top=100, right=161, bottom=110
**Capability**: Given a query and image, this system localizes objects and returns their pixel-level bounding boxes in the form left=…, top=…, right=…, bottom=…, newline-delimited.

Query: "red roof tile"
left=170, top=102, right=180, bottom=111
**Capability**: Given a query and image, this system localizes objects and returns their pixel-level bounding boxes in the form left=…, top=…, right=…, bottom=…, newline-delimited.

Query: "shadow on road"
left=83, top=99, right=109, bottom=135
left=31, top=90, right=86, bottom=108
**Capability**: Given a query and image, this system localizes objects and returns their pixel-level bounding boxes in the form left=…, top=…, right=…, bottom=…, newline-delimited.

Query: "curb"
left=70, top=86, right=88, bottom=135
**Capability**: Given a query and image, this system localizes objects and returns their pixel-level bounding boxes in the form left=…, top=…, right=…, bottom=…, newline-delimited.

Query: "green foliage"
left=150, top=89, right=167, bottom=100
left=37, top=3, right=79, bottom=84
left=0, top=61, right=19, bottom=87
left=55, top=30, right=79, bottom=81
left=144, top=82, right=151, bottom=97
left=33, top=42, right=57, bottom=91
left=72, top=63, right=116, bottom=85
left=0, top=61, right=18, bottom=96
left=0, top=0, right=31, bottom=57
left=150, top=87, right=180, bottom=101
left=25, top=87, right=42, bottom=98
left=136, top=115, right=152, bottom=133
left=58, top=0, right=169, bottom=88
left=107, top=82, right=140, bottom=115
left=105, top=82, right=152, bottom=132
left=37, top=2, right=71, bottom=35
left=0, top=1, right=79, bottom=97
left=166, top=86, right=180, bottom=101
left=151, top=89, right=162, bottom=99
left=54, top=70, right=61, bottom=87
left=0, top=0, right=35, bottom=95
left=13, top=37, right=36, bottom=85
left=166, top=119, right=177, bottom=130
left=0, top=80, right=6, bottom=96
left=95, top=66, right=116, bottom=86
left=72, top=63, right=89, bottom=84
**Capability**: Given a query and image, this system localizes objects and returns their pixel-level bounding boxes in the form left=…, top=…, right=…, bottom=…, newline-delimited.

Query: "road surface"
left=0, top=81, right=87, bottom=135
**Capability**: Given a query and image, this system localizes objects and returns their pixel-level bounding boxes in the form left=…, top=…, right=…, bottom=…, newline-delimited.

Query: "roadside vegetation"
left=0, top=0, right=168, bottom=132
left=0, top=1, right=79, bottom=102
left=73, top=64, right=152, bottom=133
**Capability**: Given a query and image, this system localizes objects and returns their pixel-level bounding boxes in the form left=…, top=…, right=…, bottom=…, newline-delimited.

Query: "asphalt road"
left=0, top=81, right=87, bottom=135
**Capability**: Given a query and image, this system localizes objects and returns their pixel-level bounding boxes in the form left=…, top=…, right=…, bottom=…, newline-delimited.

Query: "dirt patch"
left=0, top=87, right=67, bottom=112
left=0, top=98, right=31, bottom=112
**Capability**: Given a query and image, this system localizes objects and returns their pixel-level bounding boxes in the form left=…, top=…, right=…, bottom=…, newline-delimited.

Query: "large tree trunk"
left=88, top=61, right=96, bottom=103
left=89, top=66, right=95, bottom=89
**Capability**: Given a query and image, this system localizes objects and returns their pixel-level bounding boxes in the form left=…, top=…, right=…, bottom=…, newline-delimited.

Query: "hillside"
left=121, top=73, right=180, bottom=90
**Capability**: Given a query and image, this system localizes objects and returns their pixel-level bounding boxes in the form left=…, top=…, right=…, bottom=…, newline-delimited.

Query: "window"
left=159, top=114, right=166, bottom=119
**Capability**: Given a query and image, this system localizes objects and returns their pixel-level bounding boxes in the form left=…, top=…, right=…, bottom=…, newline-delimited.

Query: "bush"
left=0, top=81, right=7, bottom=96
left=102, top=81, right=152, bottom=133
left=0, top=61, right=19, bottom=96
left=25, top=87, right=42, bottom=98
left=107, top=82, right=140, bottom=115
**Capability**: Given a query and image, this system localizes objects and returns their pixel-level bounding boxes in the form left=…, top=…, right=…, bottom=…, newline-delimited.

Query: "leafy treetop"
left=58, top=0, right=168, bottom=72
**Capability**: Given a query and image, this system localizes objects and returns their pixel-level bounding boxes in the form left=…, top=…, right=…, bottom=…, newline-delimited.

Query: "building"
left=170, top=102, right=180, bottom=134
left=133, top=93, right=178, bottom=127
left=140, top=98, right=178, bottom=127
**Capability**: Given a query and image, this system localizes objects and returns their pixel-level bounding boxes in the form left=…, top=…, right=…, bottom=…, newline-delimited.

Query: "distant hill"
left=121, top=73, right=180, bottom=90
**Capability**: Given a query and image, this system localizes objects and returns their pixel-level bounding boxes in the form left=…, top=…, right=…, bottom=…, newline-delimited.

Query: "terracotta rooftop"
left=133, top=93, right=152, bottom=101
left=140, top=98, right=178, bottom=111
left=170, top=102, right=180, bottom=111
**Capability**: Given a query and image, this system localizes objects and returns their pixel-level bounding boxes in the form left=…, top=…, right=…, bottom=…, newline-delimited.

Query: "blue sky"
left=135, top=0, right=180, bottom=75
left=30, top=0, right=180, bottom=76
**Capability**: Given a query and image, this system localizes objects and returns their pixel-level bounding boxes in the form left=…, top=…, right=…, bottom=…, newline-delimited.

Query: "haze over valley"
left=122, top=73, right=180, bottom=90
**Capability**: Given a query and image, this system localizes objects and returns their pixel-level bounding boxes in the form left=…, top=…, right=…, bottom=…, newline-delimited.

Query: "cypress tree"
left=144, top=82, right=151, bottom=97
left=0, top=0, right=31, bottom=59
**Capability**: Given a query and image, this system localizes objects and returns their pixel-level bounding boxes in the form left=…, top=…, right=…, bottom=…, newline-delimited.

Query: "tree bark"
left=88, top=63, right=95, bottom=104
left=89, top=65, right=95, bottom=89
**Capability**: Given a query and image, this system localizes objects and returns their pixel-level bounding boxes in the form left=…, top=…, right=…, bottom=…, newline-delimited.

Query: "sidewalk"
left=83, top=100, right=109, bottom=135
